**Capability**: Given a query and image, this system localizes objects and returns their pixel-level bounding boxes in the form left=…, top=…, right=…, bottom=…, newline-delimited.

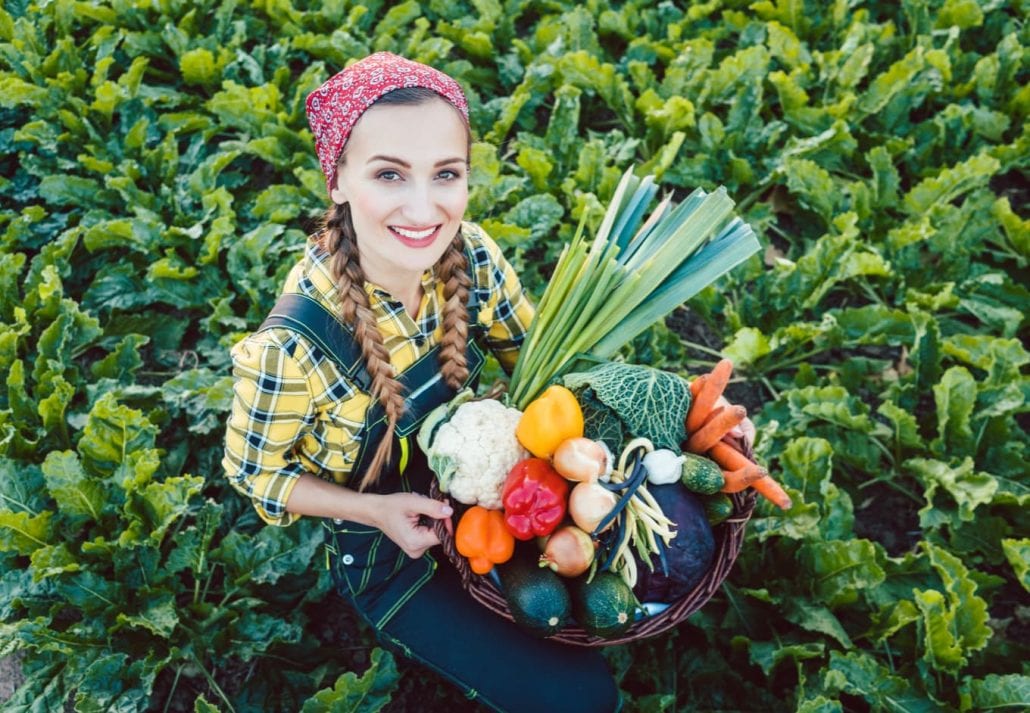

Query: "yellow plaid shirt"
left=222, top=222, right=535, bottom=526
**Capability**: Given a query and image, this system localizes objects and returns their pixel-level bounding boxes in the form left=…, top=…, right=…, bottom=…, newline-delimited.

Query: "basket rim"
left=431, top=480, right=756, bottom=647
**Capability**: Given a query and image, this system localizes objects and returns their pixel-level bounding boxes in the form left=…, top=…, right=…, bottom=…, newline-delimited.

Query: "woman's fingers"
left=442, top=499, right=454, bottom=536
left=715, top=395, right=756, bottom=451
left=740, top=416, right=756, bottom=448
left=374, top=492, right=457, bottom=558
left=385, top=492, right=450, bottom=558
left=403, top=530, right=441, bottom=558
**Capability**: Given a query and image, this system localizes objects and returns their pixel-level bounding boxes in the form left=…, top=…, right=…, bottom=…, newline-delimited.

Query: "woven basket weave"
left=431, top=470, right=756, bottom=647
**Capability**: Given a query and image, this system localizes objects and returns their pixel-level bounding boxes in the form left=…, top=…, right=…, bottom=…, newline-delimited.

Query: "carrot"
left=708, top=441, right=752, bottom=471
left=701, top=406, right=724, bottom=425
left=686, top=359, right=733, bottom=433
left=720, top=464, right=768, bottom=493
left=750, top=475, right=793, bottom=510
left=690, top=374, right=707, bottom=398
left=709, top=442, right=792, bottom=508
left=686, top=405, right=746, bottom=453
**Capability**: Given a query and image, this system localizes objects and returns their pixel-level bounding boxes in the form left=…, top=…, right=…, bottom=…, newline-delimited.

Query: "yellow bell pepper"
left=515, top=385, right=584, bottom=459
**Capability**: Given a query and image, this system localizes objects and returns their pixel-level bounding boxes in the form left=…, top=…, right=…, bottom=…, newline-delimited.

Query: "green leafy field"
left=1, top=0, right=1027, bottom=711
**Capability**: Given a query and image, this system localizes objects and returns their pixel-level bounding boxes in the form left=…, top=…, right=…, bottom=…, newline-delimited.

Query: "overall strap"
left=259, top=293, right=375, bottom=393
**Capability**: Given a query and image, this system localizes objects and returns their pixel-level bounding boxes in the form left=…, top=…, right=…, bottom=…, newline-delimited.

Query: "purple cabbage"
left=632, top=483, right=715, bottom=603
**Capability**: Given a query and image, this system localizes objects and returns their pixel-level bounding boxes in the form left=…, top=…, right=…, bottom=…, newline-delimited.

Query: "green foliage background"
left=1, top=0, right=1027, bottom=710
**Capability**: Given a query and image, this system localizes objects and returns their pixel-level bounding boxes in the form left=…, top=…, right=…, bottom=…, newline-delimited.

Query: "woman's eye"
left=437, top=169, right=462, bottom=180
left=376, top=170, right=401, bottom=181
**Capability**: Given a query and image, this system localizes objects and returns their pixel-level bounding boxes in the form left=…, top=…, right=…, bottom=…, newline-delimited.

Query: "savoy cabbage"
left=562, top=362, right=692, bottom=452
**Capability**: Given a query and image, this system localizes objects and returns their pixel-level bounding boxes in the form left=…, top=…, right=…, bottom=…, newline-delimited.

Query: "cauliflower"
left=417, top=392, right=528, bottom=510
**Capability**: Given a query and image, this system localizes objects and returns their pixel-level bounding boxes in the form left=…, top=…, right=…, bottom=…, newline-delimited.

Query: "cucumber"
left=702, top=492, right=734, bottom=525
left=569, top=572, right=639, bottom=639
left=497, top=554, right=571, bottom=638
left=680, top=453, right=724, bottom=494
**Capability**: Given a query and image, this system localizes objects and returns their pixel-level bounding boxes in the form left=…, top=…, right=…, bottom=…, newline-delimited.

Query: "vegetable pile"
left=419, top=157, right=771, bottom=641
left=421, top=358, right=782, bottom=641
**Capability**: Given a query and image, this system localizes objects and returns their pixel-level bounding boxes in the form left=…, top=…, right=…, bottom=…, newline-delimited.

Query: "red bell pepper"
left=501, top=458, right=569, bottom=541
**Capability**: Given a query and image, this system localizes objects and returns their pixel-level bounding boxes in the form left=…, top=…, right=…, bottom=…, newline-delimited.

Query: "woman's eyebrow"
left=367, top=154, right=465, bottom=168
left=435, top=157, right=467, bottom=167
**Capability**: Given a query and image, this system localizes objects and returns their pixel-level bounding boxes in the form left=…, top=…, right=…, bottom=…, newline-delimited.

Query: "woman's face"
left=330, top=98, right=469, bottom=292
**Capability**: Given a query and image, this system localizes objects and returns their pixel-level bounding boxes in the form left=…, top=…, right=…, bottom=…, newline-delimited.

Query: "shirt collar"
left=302, top=234, right=440, bottom=307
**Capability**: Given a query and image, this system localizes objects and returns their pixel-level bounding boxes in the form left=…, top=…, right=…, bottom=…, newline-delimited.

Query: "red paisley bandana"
left=305, top=52, right=470, bottom=195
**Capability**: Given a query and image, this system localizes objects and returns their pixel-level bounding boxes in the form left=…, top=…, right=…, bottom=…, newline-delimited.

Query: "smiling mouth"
left=390, top=225, right=439, bottom=240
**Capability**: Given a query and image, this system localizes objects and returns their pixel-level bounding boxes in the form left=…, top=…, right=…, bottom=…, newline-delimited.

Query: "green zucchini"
left=680, top=453, right=724, bottom=494
left=702, top=492, right=734, bottom=525
left=569, top=571, right=639, bottom=639
left=497, top=554, right=571, bottom=638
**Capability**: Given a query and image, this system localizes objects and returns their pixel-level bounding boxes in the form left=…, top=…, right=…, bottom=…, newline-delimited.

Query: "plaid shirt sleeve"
left=222, top=332, right=316, bottom=527
left=465, top=223, right=536, bottom=374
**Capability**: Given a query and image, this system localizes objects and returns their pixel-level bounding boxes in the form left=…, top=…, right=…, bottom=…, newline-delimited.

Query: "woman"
left=222, top=53, right=621, bottom=713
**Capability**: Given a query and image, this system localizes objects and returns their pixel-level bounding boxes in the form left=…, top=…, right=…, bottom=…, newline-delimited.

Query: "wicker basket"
left=430, top=475, right=756, bottom=647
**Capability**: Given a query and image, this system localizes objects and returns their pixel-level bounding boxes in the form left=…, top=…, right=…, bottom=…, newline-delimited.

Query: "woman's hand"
left=372, top=492, right=454, bottom=559
left=716, top=395, right=756, bottom=454
left=284, top=474, right=453, bottom=558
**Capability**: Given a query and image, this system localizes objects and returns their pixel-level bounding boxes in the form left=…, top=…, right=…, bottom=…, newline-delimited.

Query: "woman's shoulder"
left=460, top=221, right=511, bottom=286
left=460, top=220, right=506, bottom=257
left=230, top=327, right=312, bottom=373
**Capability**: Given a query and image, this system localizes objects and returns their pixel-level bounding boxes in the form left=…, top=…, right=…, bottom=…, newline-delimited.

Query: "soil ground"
left=0, top=652, right=24, bottom=704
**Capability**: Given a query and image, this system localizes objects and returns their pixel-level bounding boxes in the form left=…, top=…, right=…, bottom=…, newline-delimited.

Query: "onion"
left=568, top=481, right=618, bottom=533
left=553, top=437, right=609, bottom=483
left=539, top=525, right=596, bottom=577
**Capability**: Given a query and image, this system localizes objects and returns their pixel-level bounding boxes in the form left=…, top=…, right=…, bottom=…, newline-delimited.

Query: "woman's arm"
left=225, top=333, right=453, bottom=554
left=285, top=473, right=453, bottom=558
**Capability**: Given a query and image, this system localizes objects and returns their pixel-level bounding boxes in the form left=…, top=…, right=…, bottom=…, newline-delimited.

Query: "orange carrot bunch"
left=684, top=359, right=792, bottom=510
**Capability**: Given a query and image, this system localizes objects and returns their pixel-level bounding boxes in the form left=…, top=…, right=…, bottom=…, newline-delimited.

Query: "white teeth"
left=392, top=226, right=436, bottom=239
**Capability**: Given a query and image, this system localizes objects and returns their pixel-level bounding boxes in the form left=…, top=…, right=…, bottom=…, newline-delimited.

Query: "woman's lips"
left=389, top=224, right=441, bottom=248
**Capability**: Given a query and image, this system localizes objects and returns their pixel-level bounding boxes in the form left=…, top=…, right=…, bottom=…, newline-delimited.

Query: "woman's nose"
left=402, top=182, right=437, bottom=223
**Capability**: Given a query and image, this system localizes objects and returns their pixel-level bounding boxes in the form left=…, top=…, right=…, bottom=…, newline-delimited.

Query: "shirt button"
left=332, top=518, right=344, bottom=525
left=414, top=335, right=426, bottom=346
left=342, top=554, right=354, bottom=565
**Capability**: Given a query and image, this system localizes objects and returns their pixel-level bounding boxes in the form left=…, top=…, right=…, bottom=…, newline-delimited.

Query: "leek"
left=509, top=167, right=761, bottom=409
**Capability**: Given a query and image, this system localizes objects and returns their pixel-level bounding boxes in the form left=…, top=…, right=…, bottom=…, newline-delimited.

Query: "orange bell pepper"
left=455, top=506, right=516, bottom=575
left=515, top=385, right=584, bottom=459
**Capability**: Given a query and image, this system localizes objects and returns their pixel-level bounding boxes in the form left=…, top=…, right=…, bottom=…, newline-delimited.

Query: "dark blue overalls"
left=259, top=267, right=620, bottom=713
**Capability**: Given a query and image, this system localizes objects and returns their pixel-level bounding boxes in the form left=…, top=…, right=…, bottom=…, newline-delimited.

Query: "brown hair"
left=321, top=88, right=472, bottom=491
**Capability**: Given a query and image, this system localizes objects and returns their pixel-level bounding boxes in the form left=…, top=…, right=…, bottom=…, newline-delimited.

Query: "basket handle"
left=429, top=481, right=475, bottom=589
